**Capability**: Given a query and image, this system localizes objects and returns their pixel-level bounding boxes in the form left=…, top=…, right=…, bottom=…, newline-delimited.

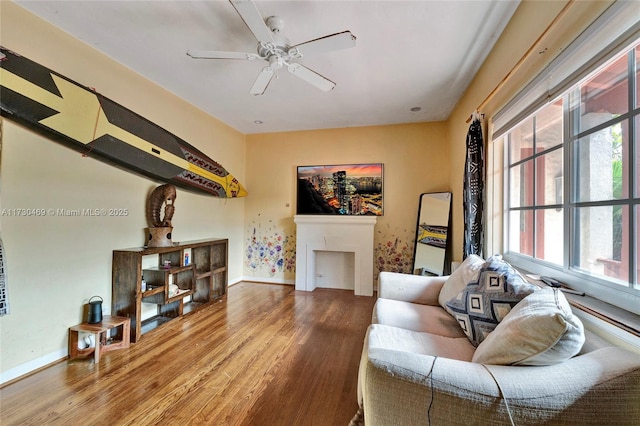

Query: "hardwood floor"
left=0, top=283, right=376, bottom=425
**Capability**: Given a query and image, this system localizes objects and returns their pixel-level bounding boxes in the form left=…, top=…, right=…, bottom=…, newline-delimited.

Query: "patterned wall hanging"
left=0, top=118, right=6, bottom=316
left=0, top=237, right=8, bottom=316
left=463, top=117, right=484, bottom=259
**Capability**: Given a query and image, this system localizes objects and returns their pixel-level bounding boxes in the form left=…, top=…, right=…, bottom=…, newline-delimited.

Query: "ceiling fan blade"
left=292, top=31, right=356, bottom=56
left=229, top=0, right=275, bottom=44
left=250, top=66, right=276, bottom=95
left=187, top=50, right=258, bottom=60
left=287, top=63, right=335, bottom=92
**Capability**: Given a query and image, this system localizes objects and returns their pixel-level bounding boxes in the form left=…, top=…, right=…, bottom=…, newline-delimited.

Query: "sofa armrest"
left=364, top=347, right=640, bottom=425
left=378, top=271, right=447, bottom=305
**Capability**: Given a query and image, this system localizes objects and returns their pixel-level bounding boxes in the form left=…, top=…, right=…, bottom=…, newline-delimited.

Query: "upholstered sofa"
left=356, top=255, right=640, bottom=425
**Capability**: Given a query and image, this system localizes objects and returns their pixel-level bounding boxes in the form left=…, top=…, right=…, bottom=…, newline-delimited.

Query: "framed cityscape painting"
left=296, top=163, right=383, bottom=216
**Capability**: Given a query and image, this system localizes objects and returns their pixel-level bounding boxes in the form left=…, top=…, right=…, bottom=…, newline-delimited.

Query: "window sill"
left=563, top=291, right=640, bottom=338
left=513, top=263, right=640, bottom=339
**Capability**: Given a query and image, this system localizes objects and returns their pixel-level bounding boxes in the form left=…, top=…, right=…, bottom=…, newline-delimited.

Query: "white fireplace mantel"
left=294, top=215, right=377, bottom=296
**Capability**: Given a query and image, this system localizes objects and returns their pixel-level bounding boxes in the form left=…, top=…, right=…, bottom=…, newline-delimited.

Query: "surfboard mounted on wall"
left=0, top=47, right=247, bottom=198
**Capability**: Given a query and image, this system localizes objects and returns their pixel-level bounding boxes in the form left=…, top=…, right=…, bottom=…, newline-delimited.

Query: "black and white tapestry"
left=463, top=118, right=484, bottom=259
left=0, top=119, right=6, bottom=316
left=0, top=237, right=8, bottom=316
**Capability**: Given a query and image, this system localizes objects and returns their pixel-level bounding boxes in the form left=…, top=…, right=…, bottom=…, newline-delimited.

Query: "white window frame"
left=492, top=1, right=640, bottom=315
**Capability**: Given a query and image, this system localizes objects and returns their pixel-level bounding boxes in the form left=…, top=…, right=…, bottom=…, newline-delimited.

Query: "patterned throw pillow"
left=445, top=255, right=538, bottom=346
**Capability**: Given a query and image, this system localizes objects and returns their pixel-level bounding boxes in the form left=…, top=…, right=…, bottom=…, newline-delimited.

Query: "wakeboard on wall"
left=0, top=47, right=247, bottom=198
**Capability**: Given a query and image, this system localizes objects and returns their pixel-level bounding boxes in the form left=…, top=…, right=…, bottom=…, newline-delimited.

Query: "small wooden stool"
left=68, top=315, right=130, bottom=363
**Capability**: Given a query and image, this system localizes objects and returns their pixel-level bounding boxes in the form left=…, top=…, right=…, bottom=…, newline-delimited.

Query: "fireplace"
left=294, top=215, right=377, bottom=296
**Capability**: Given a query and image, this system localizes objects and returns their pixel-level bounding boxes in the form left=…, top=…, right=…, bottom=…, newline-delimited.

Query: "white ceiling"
left=15, top=1, right=520, bottom=134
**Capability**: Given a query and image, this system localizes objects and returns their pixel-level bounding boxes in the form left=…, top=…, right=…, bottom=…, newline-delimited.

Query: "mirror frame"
left=412, top=192, right=452, bottom=276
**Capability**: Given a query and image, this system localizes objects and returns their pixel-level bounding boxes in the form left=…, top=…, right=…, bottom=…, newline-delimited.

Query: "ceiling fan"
left=187, top=0, right=356, bottom=95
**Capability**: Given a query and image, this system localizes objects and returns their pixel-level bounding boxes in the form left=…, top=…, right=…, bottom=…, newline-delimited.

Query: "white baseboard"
left=228, top=276, right=243, bottom=286
left=239, top=276, right=295, bottom=285
left=1, top=348, right=67, bottom=385
left=229, top=276, right=294, bottom=286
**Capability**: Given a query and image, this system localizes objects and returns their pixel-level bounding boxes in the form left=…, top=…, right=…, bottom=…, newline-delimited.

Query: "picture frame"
left=296, top=163, right=383, bottom=216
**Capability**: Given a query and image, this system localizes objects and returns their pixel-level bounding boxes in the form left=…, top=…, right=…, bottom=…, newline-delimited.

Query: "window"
left=503, top=39, right=640, bottom=312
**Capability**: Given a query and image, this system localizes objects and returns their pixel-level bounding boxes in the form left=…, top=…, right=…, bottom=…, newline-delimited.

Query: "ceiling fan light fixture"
left=269, top=55, right=285, bottom=70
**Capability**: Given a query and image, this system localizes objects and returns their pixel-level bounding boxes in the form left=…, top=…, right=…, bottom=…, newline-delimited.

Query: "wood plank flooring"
left=0, top=282, right=376, bottom=426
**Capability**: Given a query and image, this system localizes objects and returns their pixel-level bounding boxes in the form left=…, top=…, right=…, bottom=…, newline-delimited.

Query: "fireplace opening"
left=315, top=251, right=355, bottom=290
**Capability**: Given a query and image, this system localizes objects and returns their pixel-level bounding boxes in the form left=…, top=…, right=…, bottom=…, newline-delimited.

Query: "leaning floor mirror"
left=412, top=192, right=452, bottom=276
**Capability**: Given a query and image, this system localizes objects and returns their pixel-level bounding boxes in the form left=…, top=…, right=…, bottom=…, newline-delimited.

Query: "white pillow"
left=438, top=254, right=484, bottom=309
left=472, top=287, right=585, bottom=366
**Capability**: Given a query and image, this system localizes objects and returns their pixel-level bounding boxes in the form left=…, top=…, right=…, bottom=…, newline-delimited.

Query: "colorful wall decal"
left=245, top=219, right=296, bottom=278
left=375, top=223, right=414, bottom=275
left=0, top=47, right=247, bottom=198
left=243, top=219, right=414, bottom=282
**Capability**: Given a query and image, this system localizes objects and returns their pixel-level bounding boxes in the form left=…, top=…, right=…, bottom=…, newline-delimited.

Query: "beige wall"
left=244, top=123, right=449, bottom=281
left=0, top=3, right=246, bottom=378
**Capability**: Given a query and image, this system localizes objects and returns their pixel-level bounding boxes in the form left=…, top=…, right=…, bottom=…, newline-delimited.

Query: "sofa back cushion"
left=445, top=255, right=538, bottom=346
left=438, top=254, right=484, bottom=309
left=373, top=298, right=467, bottom=338
left=472, top=287, right=585, bottom=365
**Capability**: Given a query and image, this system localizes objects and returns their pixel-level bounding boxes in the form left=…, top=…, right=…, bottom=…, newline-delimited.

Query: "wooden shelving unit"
left=68, top=315, right=131, bottom=363
left=112, top=238, right=228, bottom=342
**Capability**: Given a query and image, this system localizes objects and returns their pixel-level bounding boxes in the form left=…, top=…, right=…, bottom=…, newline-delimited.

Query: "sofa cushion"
left=373, top=298, right=467, bottom=338
left=445, top=255, right=538, bottom=346
left=357, top=323, right=475, bottom=406
left=472, top=287, right=585, bottom=365
left=367, top=324, right=476, bottom=361
left=438, top=254, right=484, bottom=309
left=378, top=271, right=446, bottom=305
